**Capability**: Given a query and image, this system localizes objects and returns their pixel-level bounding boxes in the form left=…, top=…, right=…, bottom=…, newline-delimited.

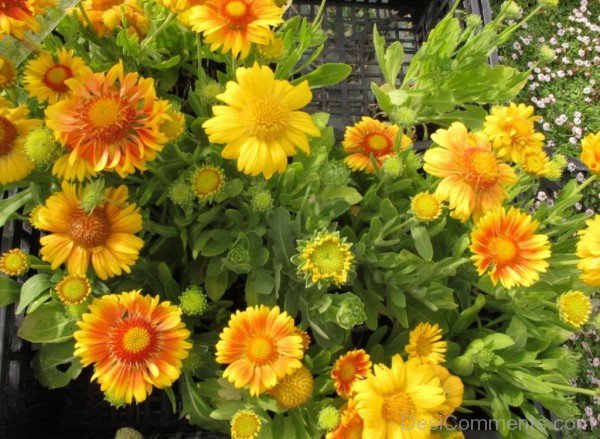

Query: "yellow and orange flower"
left=74, top=291, right=192, bottom=404
left=576, top=214, right=600, bottom=287
left=483, top=103, right=545, bottom=162
left=187, top=0, right=284, bottom=59
left=0, top=55, right=16, bottom=88
left=215, top=305, right=304, bottom=396
left=515, top=146, right=551, bottom=178
left=327, top=399, right=364, bottom=439
left=405, top=322, right=447, bottom=364
left=24, top=49, right=92, bottom=104
left=45, top=62, right=170, bottom=177
left=342, top=117, right=412, bottom=174
left=0, top=0, right=41, bottom=40
left=430, top=364, right=464, bottom=423
left=36, top=182, right=144, bottom=280
left=470, top=207, right=551, bottom=289
left=0, top=104, right=41, bottom=185
left=78, top=0, right=147, bottom=37
left=423, top=122, right=517, bottom=222
left=581, top=132, right=600, bottom=177
left=331, top=349, right=372, bottom=399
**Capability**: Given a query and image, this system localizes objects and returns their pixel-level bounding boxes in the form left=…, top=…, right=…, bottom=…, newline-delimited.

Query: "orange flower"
left=326, top=399, right=364, bottom=439
left=215, top=305, right=304, bottom=396
left=470, top=207, right=551, bottom=288
left=74, top=291, right=192, bottom=404
left=331, top=349, right=372, bottom=399
left=0, top=0, right=40, bottom=40
left=45, top=62, right=170, bottom=176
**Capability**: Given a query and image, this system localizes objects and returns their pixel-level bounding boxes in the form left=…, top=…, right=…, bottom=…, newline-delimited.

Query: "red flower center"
left=42, top=64, right=73, bottom=93
left=111, top=317, right=158, bottom=364
left=0, top=116, right=18, bottom=157
left=68, top=208, right=111, bottom=248
left=363, top=132, right=393, bottom=156
left=338, top=361, right=357, bottom=382
left=82, top=94, right=137, bottom=144
left=221, top=0, right=255, bottom=30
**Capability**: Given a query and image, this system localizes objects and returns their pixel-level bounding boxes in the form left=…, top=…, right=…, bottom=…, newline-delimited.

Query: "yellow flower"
left=0, top=104, right=41, bottom=185
left=515, top=147, right=551, bottom=177
left=0, top=0, right=41, bottom=40
left=342, top=117, right=412, bottom=174
left=36, top=182, right=144, bottom=280
left=470, top=207, right=551, bottom=289
left=155, top=0, right=206, bottom=13
left=203, top=63, right=320, bottom=179
left=411, top=191, right=443, bottom=222
left=331, top=349, right=372, bottom=399
left=257, top=35, right=284, bottom=61
left=52, top=153, right=98, bottom=182
left=557, top=291, right=592, bottom=329
left=230, top=409, right=262, bottom=439
left=268, top=365, right=314, bottom=409
left=24, top=49, right=92, bottom=103
left=423, top=122, right=517, bottom=222
left=187, top=0, right=284, bottom=59
left=55, top=274, right=92, bottom=305
left=405, top=322, right=447, bottom=364
left=576, top=214, right=600, bottom=287
left=581, top=132, right=600, bottom=177
left=327, top=399, right=364, bottom=439
left=29, top=204, right=44, bottom=229
left=0, top=55, right=16, bottom=88
left=78, top=0, right=146, bottom=37
left=483, top=103, right=545, bottom=162
left=430, top=364, right=464, bottom=421
left=74, top=291, right=192, bottom=404
left=353, top=355, right=446, bottom=438
left=190, top=165, right=225, bottom=201
left=0, top=248, right=29, bottom=276
left=215, top=305, right=304, bottom=396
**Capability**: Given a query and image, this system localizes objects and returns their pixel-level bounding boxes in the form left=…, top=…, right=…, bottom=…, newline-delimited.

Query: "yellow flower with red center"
left=429, top=364, right=464, bottom=423
left=0, top=0, right=42, bottom=40
left=55, top=274, right=92, bottom=305
left=24, top=49, right=92, bottom=103
left=405, top=322, right=447, bottom=364
left=268, top=365, right=314, bottom=409
left=515, top=146, right=551, bottom=177
left=187, top=0, right=284, bottom=59
left=331, top=349, right=372, bottom=399
left=342, top=117, right=412, bottom=174
left=557, top=291, right=592, bottom=329
left=203, top=63, right=320, bottom=179
left=0, top=104, right=41, bottom=185
left=45, top=62, right=170, bottom=177
left=215, top=305, right=304, bottom=396
left=423, top=123, right=517, bottom=222
left=52, top=153, right=98, bottom=182
left=411, top=191, right=443, bottom=222
left=576, top=214, right=600, bottom=286
left=0, top=55, right=16, bottom=88
left=36, top=182, right=144, bottom=280
left=353, top=355, right=446, bottom=438
left=470, top=207, right=551, bottom=289
left=0, top=248, right=29, bottom=276
left=483, top=103, right=545, bottom=162
left=190, top=165, right=225, bottom=201
left=327, top=399, right=364, bottom=439
left=78, top=0, right=146, bottom=37
left=581, top=132, right=600, bottom=177
left=73, top=291, right=192, bottom=404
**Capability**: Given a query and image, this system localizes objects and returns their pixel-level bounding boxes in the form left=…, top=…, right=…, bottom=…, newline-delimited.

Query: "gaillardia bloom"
left=24, top=49, right=92, bottom=103
left=55, top=274, right=92, bottom=305
left=353, top=355, right=446, bottom=439
left=557, top=291, right=592, bottom=329
left=268, top=365, right=314, bottom=409
left=0, top=248, right=29, bottom=276
left=470, top=207, right=551, bottom=289
left=45, top=62, right=170, bottom=176
left=483, top=103, right=545, bottom=162
left=515, top=147, right=550, bottom=178
left=187, top=0, right=284, bottom=58
left=331, top=349, right=372, bottom=399
left=327, top=399, right=364, bottom=439
left=576, top=214, right=600, bottom=286
left=203, top=63, right=320, bottom=179
left=292, top=230, right=355, bottom=289
left=405, top=322, right=447, bottom=364
left=0, top=0, right=42, bottom=40
left=580, top=132, right=600, bottom=176
left=74, top=291, right=192, bottom=404
left=36, top=182, right=144, bottom=280
left=423, top=123, right=517, bottom=222
left=411, top=191, right=443, bottom=222
left=0, top=104, right=40, bottom=185
left=342, top=117, right=412, bottom=174
left=230, top=409, right=262, bottom=439
left=215, top=305, right=304, bottom=396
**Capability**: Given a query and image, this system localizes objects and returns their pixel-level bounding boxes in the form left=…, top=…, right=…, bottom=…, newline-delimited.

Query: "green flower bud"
left=115, top=427, right=143, bottom=439
left=474, top=349, right=494, bottom=368
left=381, top=155, right=405, bottom=178
left=465, top=14, right=482, bottom=29
left=317, top=406, right=340, bottom=431
left=553, top=153, right=568, bottom=169
left=227, top=245, right=250, bottom=265
left=79, top=179, right=105, bottom=214
left=24, top=126, right=62, bottom=166
left=336, top=295, right=367, bottom=329
left=180, top=286, right=208, bottom=316
left=390, top=106, right=417, bottom=127
left=251, top=189, right=273, bottom=212
left=538, top=45, right=556, bottom=64
left=182, top=349, right=202, bottom=372
left=321, top=161, right=350, bottom=187
left=502, top=1, right=522, bottom=20
left=169, top=178, right=195, bottom=208
left=200, top=81, right=223, bottom=103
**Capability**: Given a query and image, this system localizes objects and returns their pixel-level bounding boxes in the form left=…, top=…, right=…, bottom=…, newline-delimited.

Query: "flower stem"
left=78, top=2, right=96, bottom=33
left=574, top=175, right=597, bottom=195
left=143, top=12, right=175, bottom=46
left=548, top=382, right=599, bottom=396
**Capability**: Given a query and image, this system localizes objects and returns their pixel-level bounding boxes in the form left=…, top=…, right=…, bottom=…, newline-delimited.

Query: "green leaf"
left=17, top=302, right=77, bottom=343
left=383, top=41, right=404, bottom=86
left=450, top=294, right=485, bottom=336
left=33, top=339, right=81, bottom=389
left=205, top=270, right=229, bottom=301
left=293, top=63, right=351, bottom=88
left=0, top=275, right=20, bottom=306
left=327, top=187, right=363, bottom=205
left=266, top=208, right=296, bottom=271
left=16, top=273, right=53, bottom=314
left=410, top=226, right=433, bottom=261
left=483, top=333, right=515, bottom=351
left=157, top=263, right=179, bottom=302
left=245, top=269, right=275, bottom=297
left=180, top=373, right=223, bottom=430
left=0, top=189, right=32, bottom=228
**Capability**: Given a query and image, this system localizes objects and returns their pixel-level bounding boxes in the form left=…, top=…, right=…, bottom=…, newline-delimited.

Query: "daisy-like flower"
left=292, top=230, right=355, bottom=289
left=557, top=291, right=592, bottom=329
left=576, top=215, right=600, bottom=286
left=483, top=103, right=545, bottom=162
left=73, top=291, right=192, bottom=404
left=230, top=409, right=262, bottom=439
left=202, top=63, right=320, bottom=179
left=423, top=123, right=517, bottom=222
left=353, top=355, right=446, bottom=439
left=55, top=274, right=92, bottom=305
left=0, top=104, right=41, bottom=185
left=0, top=0, right=40, bottom=40
left=515, top=147, right=551, bottom=177
left=45, top=62, right=170, bottom=177
left=327, top=399, right=364, bottom=439
left=405, top=322, right=447, bottom=364
left=187, top=0, right=284, bottom=58
left=429, top=364, right=464, bottom=422
left=331, top=349, right=372, bottom=399
left=581, top=132, right=600, bottom=176
left=268, top=365, right=314, bottom=409
left=78, top=0, right=146, bottom=37
left=342, top=117, right=412, bottom=174
left=36, top=182, right=144, bottom=280
left=0, top=248, right=29, bottom=276
left=0, top=55, right=16, bottom=88
left=411, top=191, right=443, bottom=222
left=24, top=49, right=92, bottom=104
left=52, top=153, right=98, bottom=182
left=470, top=207, right=551, bottom=289
left=190, top=165, right=225, bottom=201
left=215, top=305, right=304, bottom=396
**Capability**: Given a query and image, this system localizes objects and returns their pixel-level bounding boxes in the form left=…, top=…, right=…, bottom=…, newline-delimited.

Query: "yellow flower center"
left=488, top=237, right=518, bottom=266
left=381, top=391, right=416, bottom=425
left=246, top=336, right=276, bottom=365
left=364, top=132, right=393, bottom=156
left=243, top=97, right=288, bottom=141
left=412, top=193, right=440, bottom=221
left=221, top=0, right=254, bottom=29
left=559, top=291, right=591, bottom=327
left=57, top=276, right=91, bottom=304
left=192, top=167, right=223, bottom=198
left=269, top=366, right=314, bottom=409
left=111, top=317, right=158, bottom=363
left=68, top=208, right=111, bottom=248
left=225, top=0, right=247, bottom=17
left=83, top=95, right=137, bottom=143
left=0, top=250, right=28, bottom=276
left=231, top=410, right=262, bottom=439
left=463, top=149, right=500, bottom=189
left=310, top=238, right=348, bottom=275
left=43, top=65, right=73, bottom=93
left=339, top=361, right=357, bottom=382
left=123, top=326, right=151, bottom=353
left=160, top=114, right=183, bottom=140
left=0, top=116, right=18, bottom=157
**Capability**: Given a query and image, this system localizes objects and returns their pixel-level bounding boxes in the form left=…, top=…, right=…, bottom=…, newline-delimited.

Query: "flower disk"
left=74, top=291, right=191, bottom=404
left=405, top=322, right=447, bottom=364
left=557, top=291, right=592, bottom=329
left=230, top=409, right=262, bottom=439
left=577, top=215, right=600, bottom=287
left=411, top=192, right=443, bottom=222
left=0, top=248, right=29, bottom=276
left=190, top=165, right=225, bottom=201
left=55, top=274, right=92, bottom=305
left=331, top=349, right=372, bottom=399
left=268, top=365, right=314, bottom=409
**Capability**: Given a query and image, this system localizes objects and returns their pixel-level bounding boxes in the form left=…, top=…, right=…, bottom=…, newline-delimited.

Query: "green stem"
left=498, top=6, right=543, bottom=42
left=574, top=175, right=597, bottom=195
left=196, top=34, right=205, bottom=82
left=312, top=0, right=327, bottom=29
left=143, top=12, right=175, bottom=46
left=540, top=299, right=556, bottom=308
left=548, top=382, right=599, bottom=396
